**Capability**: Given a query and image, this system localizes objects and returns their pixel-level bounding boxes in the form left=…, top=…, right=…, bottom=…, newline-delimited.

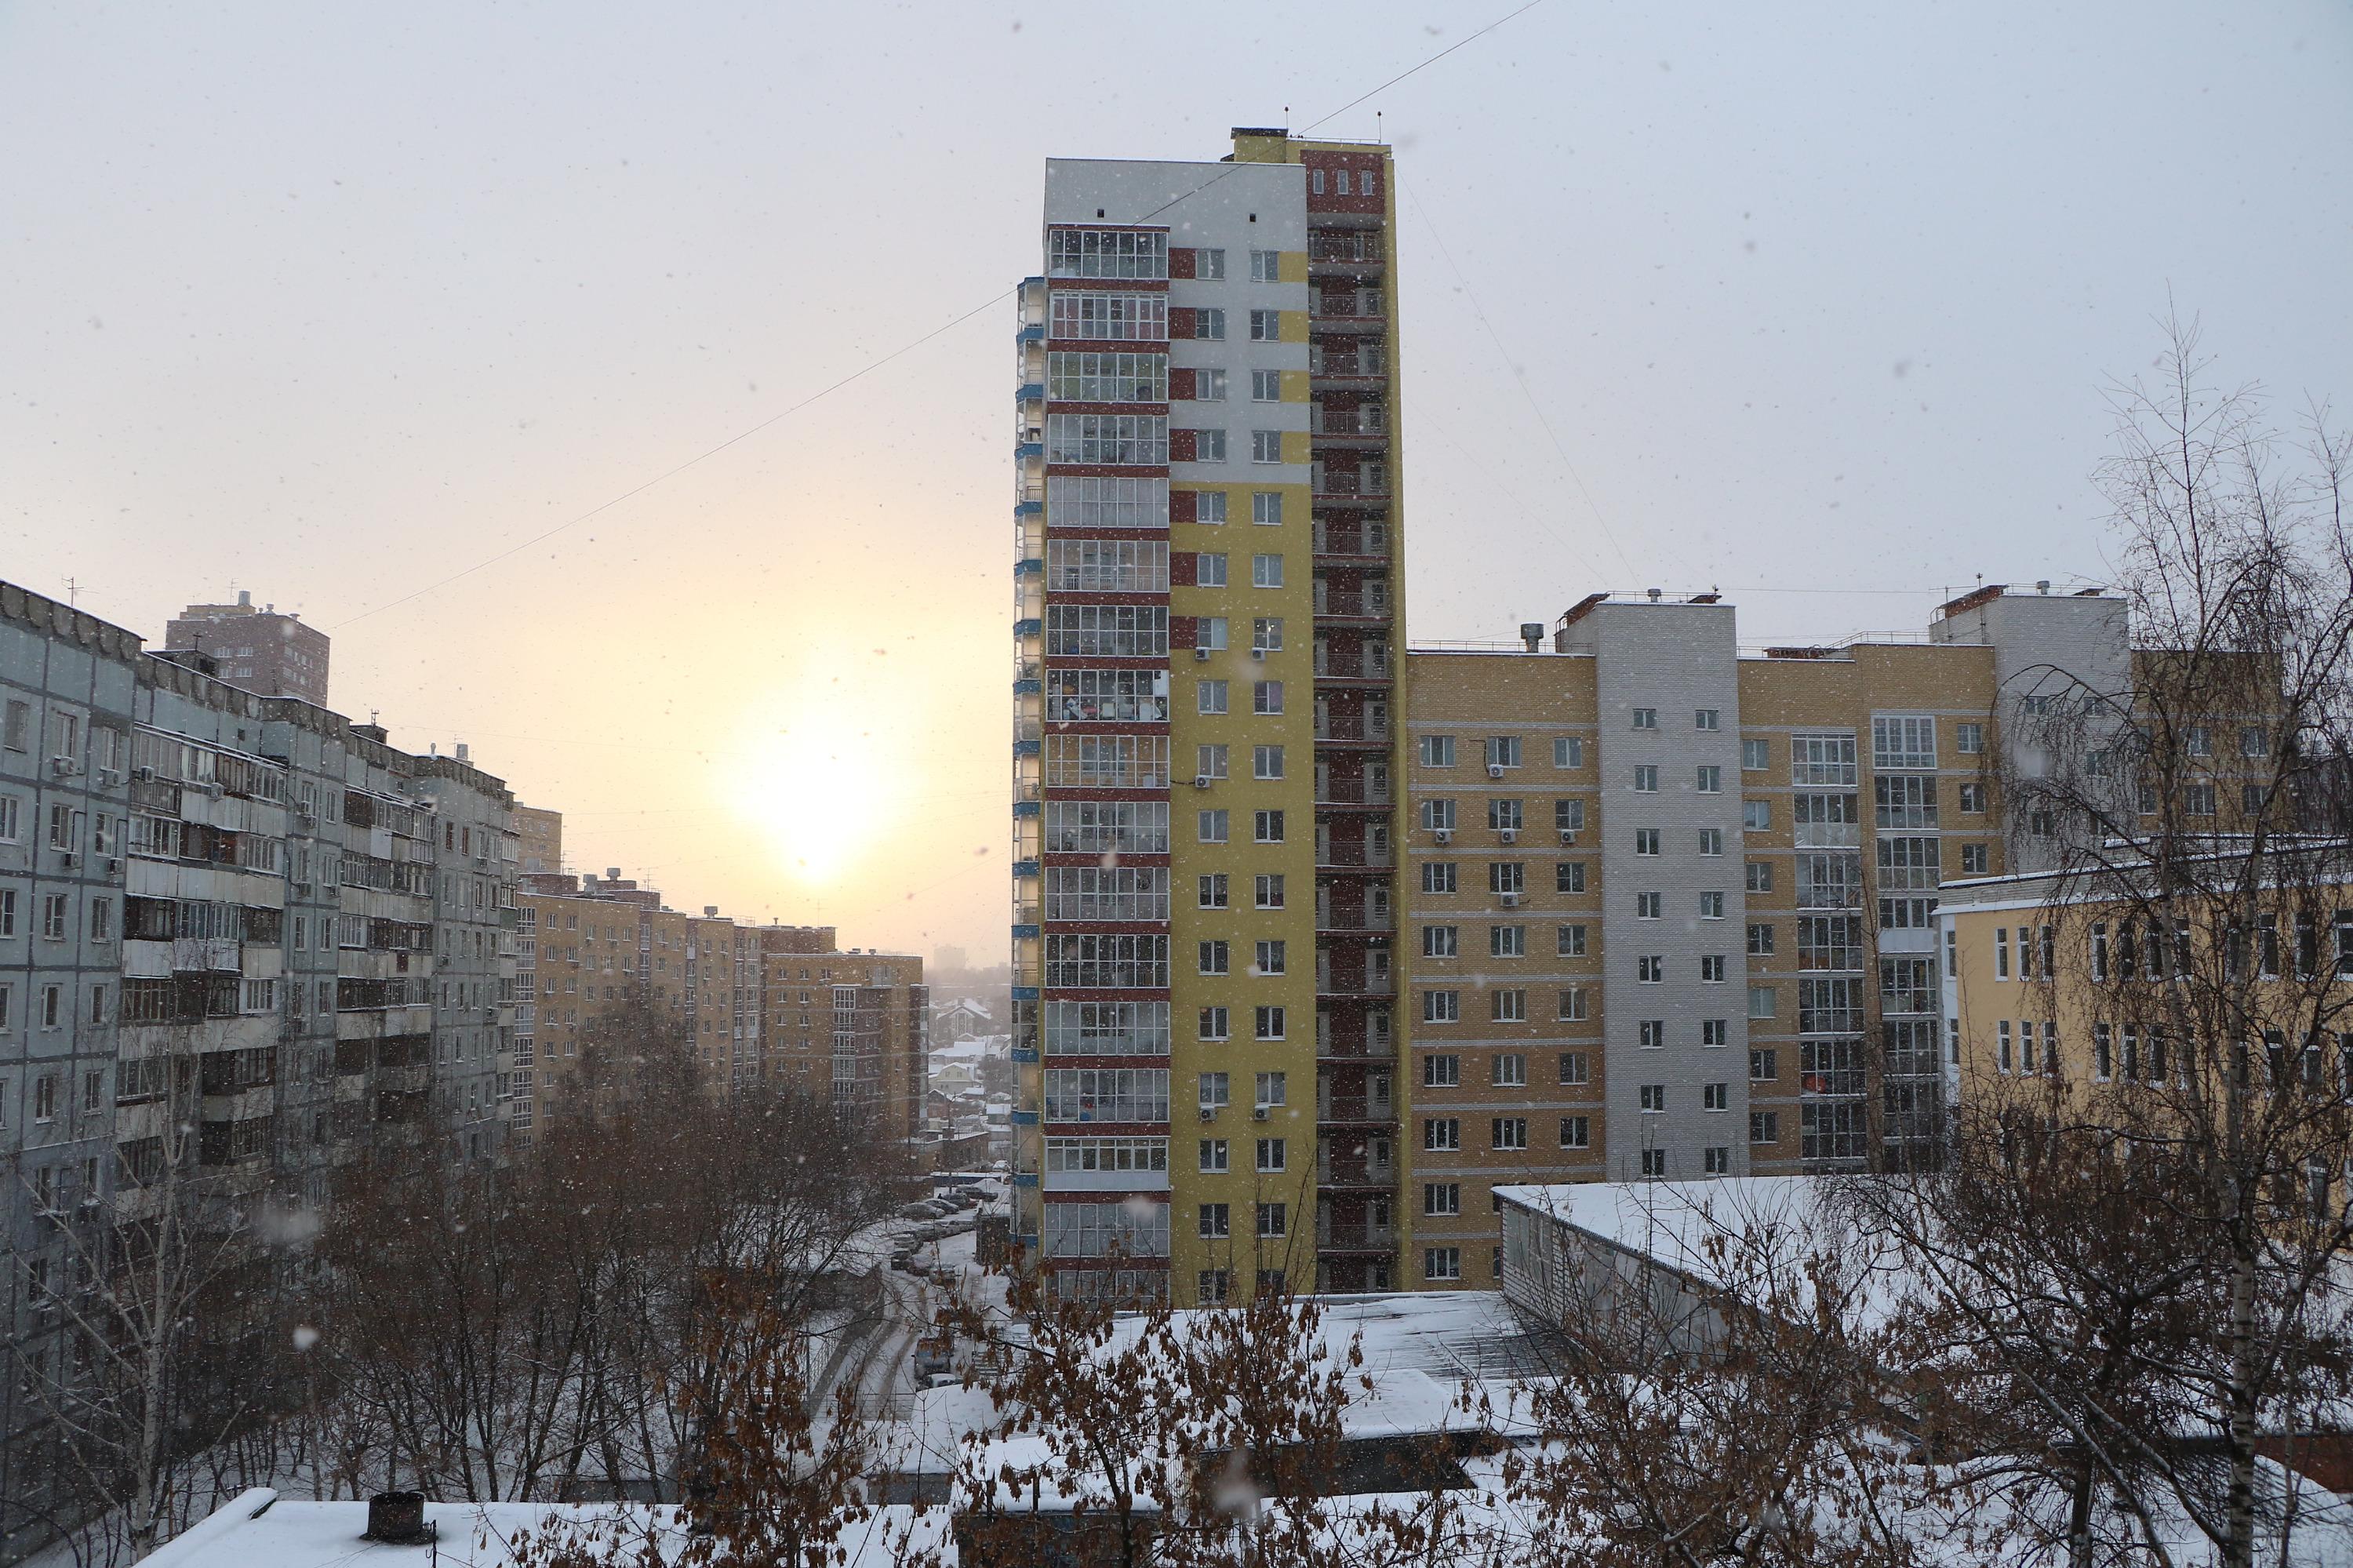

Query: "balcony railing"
left=1311, top=524, right=1391, bottom=558
left=1315, top=779, right=1392, bottom=806
left=1317, top=1028, right=1396, bottom=1061
left=1315, top=966, right=1395, bottom=999
left=1315, top=904, right=1395, bottom=933
left=1316, top=1094, right=1395, bottom=1125
left=1314, top=591, right=1391, bottom=620
left=1315, top=1222, right=1397, bottom=1249
left=1314, top=842, right=1392, bottom=869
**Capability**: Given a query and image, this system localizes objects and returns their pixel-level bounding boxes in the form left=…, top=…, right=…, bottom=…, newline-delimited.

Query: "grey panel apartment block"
left=1558, top=602, right=1752, bottom=1181
left=0, top=588, right=139, bottom=1541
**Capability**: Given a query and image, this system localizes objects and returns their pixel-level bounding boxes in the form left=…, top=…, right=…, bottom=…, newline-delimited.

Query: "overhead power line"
left=330, top=1, right=1548, bottom=632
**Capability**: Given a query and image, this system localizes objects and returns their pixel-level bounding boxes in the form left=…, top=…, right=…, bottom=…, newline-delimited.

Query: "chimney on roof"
left=607, top=868, right=621, bottom=880
left=704, top=905, right=719, bottom=918
left=236, top=590, right=251, bottom=609
left=455, top=742, right=470, bottom=764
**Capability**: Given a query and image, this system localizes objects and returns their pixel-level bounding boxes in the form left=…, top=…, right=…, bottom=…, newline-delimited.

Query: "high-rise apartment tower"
left=1012, top=129, right=1406, bottom=1304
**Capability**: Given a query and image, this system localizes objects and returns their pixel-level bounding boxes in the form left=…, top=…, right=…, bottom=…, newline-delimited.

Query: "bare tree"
left=1500, top=1182, right=1990, bottom=1567
left=13, top=1023, right=287, bottom=1565
left=1886, top=316, right=2353, bottom=1567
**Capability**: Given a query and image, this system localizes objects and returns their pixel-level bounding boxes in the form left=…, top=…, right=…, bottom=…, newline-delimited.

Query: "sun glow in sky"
left=726, top=684, right=907, bottom=889
left=4, top=1, right=2348, bottom=962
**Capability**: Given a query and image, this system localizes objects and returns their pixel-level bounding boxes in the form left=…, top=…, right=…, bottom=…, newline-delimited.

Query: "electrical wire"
left=329, top=285, right=1015, bottom=629
left=329, top=2, right=1549, bottom=631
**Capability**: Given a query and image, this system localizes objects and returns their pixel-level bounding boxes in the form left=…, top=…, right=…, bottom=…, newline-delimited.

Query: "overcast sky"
left=4, top=0, right=2348, bottom=961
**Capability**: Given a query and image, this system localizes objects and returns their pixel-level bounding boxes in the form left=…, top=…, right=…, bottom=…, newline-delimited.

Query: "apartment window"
left=1631, top=708, right=1658, bottom=729
left=1253, top=940, right=1286, bottom=977
left=1485, top=735, right=1522, bottom=769
left=1559, top=1115, right=1595, bottom=1146
left=1694, top=892, right=1726, bottom=922
left=1558, top=1050, right=1591, bottom=1086
left=1635, top=829, right=1660, bottom=857
left=1195, top=489, right=1229, bottom=523
left=1486, top=989, right=1523, bottom=1023
left=1701, top=955, right=1728, bottom=984
left=1249, top=309, right=1281, bottom=341
left=1491, top=1117, right=1529, bottom=1151
left=1491, top=924, right=1526, bottom=958
left=1557, top=861, right=1587, bottom=893
left=1746, top=861, right=1773, bottom=893
left=1253, top=874, right=1285, bottom=909
left=1639, top=1020, right=1665, bottom=1049
left=1557, top=924, right=1588, bottom=956
left=1198, top=1203, right=1231, bottom=1239
left=1424, top=1247, right=1461, bottom=1282
left=1489, top=862, right=1525, bottom=896
left=0, top=796, right=16, bottom=844
left=1250, top=552, right=1284, bottom=588
left=1424, top=1053, right=1460, bottom=1087
left=41, top=986, right=62, bottom=1028
left=1252, top=744, right=1283, bottom=780
left=1695, top=708, right=1721, bottom=732
left=1639, top=1084, right=1666, bottom=1113
left=1195, top=428, right=1227, bottom=461
left=1741, top=737, right=1770, bottom=772
left=1199, top=940, right=1230, bottom=976
left=1253, top=1006, right=1286, bottom=1041
left=1635, top=891, right=1662, bottom=921
left=1424, top=1182, right=1460, bottom=1217
left=1956, top=722, right=1984, bottom=755
left=1747, top=922, right=1776, bottom=955
left=1420, top=735, right=1457, bottom=767
left=1249, top=430, right=1282, bottom=464
left=1697, top=828, right=1724, bottom=856
left=1750, top=1047, right=1778, bottom=1082
left=1192, top=307, right=1227, bottom=339
left=1958, top=782, right=1986, bottom=814
left=1195, top=874, right=1228, bottom=911
left=88, top=899, right=112, bottom=942
left=1638, top=955, right=1664, bottom=984
left=1960, top=843, right=1990, bottom=875
left=1423, top=862, right=1457, bottom=894
left=1198, top=743, right=1229, bottom=780
left=2185, top=725, right=2213, bottom=757
left=41, top=895, right=67, bottom=941
left=2241, top=725, right=2269, bottom=759
left=1, top=700, right=26, bottom=752
left=1195, top=551, right=1229, bottom=589
left=1750, top=1111, right=1780, bottom=1144
left=1488, top=799, right=1525, bottom=832
left=1198, top=809, right=1229, bottom=844
left=1631, top=764, right=1660, bottom=795
left=1420, top=799, right=1456, bottom=832
left=1557, top=988, right=1589, bottom=1020
left=1199, top=1138, right=1229, bottom=1173
left=1190, top=368, right=1228, bottom=404
left=1748, top=984, right=1777, bottom=1019
left=1197, top=678, right=1228, bottom=715
left=1256, top=1137, right=1286, bottom=1173
left=1249, top=366, right=1281, bottom=398
left=1493, top=1052, right=1527, bottom=1087
left=1199, top=1006, right=1230, bottom=1042
left=1251, top=491, right=1282, bottom=526
left=1555, top=737, right=1584, bottom=768
left=1703, top=1082, right=1729, bottom=1112
left=1253, top=809, right=1286, bottom=844
left=1743, top=799, right=1771, bottom=832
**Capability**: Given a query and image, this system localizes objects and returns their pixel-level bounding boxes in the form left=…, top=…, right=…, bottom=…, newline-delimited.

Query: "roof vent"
left=1518, top=622, right=1545, bottom=653
left=1646, top=588, right=1662, bottom=602
left=2037, top=580, right=2051, bottom=595
left=365, top=1493, right=432, bottom=1544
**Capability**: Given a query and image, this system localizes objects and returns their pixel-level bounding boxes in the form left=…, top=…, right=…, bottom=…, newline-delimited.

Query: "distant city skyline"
left=4, top=0, right=2348, bottom=957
